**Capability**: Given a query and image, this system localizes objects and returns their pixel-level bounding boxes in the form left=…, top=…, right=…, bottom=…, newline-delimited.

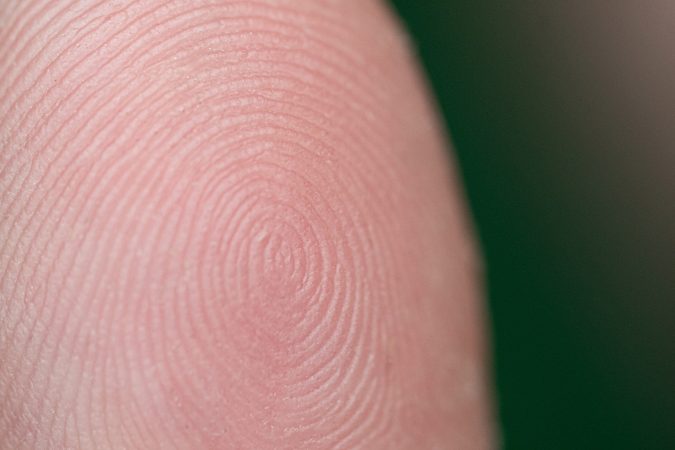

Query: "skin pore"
left=0, top=0, right=494, bottom=448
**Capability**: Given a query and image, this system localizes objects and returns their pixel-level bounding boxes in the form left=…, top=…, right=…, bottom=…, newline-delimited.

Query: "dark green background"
left=389, top=1, right=675, bottom=449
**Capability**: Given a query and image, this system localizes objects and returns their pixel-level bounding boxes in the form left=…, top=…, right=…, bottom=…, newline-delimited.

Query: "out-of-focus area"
left=389, top=1, right=675, bottom=449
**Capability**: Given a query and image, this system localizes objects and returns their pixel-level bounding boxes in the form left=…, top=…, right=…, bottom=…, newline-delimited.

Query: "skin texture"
left=0, top=0, right=493, bottom=448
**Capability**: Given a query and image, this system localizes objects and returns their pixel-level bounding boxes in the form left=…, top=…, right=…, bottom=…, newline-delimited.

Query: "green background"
left=389, top=1, right=675, bottom=449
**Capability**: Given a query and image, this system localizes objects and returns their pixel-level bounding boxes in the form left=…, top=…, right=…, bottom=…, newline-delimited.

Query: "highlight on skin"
left=0, top=0, right=494, bottom=448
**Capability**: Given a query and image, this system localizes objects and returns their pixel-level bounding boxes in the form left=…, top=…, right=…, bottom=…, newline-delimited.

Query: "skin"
left=0, top=0, right=494, bottom=448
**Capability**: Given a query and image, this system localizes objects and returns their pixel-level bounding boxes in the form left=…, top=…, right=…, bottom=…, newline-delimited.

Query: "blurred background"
left=388, top=1, right=675, bottom=449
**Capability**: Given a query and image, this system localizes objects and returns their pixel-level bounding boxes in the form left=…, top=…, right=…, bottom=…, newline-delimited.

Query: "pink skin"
left=0, top=0, right=494, bottom=448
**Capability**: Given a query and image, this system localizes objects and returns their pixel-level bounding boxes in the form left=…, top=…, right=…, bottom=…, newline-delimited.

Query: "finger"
left=0, top=0, right=493, bottom=448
